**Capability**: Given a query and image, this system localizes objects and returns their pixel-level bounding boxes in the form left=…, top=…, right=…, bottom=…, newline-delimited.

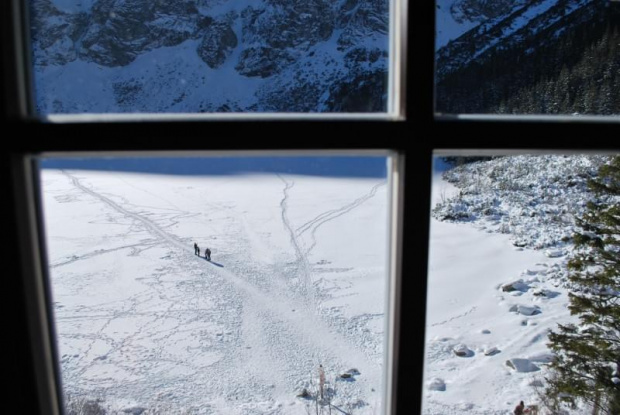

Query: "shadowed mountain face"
left=29, top=0, right=389, bottom=113
left=447, top=0, right=528, bottom=24
left=436, top=0, right=620, bottom=115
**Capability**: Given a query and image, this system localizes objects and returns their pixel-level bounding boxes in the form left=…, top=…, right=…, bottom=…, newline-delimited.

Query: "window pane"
left=435, top=0, right=620, bottom=116
left=424, top=152, right=619, bottom=414
left=38, top=155, right=394, bottom=414
left=29, top=1, right=393, bottom=116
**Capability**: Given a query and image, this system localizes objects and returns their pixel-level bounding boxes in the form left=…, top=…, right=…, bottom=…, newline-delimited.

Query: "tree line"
left=436, top=2, right=620, bottom=115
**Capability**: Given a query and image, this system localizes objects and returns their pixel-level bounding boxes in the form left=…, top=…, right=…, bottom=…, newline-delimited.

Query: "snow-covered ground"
left=423, top=155, right=613, bottom=415
left=40, top=168, right=391, bottom=414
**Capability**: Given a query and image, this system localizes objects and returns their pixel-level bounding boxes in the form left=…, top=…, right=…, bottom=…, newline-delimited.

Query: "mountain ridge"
left=31, top=0, right=389, bottom=113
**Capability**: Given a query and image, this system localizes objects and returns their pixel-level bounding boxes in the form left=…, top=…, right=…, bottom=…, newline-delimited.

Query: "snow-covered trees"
left=546, top=156, right=620, bottom=414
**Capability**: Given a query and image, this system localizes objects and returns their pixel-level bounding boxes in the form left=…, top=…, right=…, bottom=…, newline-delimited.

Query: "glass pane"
left=435, top=0, right=620, bottom=116
left=38, top=155, right=393, bottom=414
left=424, top=153, right=619, bottom=414
left=29, top=1, right=392, bottom=116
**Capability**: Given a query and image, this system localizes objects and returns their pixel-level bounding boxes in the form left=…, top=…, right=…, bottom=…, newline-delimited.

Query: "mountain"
left=30, top=0, right=389, bottom=113
left=435, top=0, right=620, bottom=114
left=435, top=0, right=529, bottom=50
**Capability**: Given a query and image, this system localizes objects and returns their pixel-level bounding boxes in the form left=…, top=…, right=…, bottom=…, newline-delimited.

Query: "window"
left=435, top=0, right=620, bottom=120
left=3, top=1, right=616, bottom=415
left=26, top=0, right=405, bottom=120
left=36, top=153, right=398, bottom=414
left=423, top=151, right=619, bottom=415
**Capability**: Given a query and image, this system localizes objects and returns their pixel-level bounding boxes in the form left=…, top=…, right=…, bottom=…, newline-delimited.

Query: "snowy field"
left=40, top=167, right=391, bottom=414
left=423, top=155, right=611, bottom=415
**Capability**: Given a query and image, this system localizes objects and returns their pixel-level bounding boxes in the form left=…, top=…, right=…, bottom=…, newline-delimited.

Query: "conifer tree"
left=546, top=156, right=620, bottom=414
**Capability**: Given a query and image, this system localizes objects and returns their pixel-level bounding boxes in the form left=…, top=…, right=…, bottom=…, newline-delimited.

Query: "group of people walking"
left=194, top=242, right=211, bottom=260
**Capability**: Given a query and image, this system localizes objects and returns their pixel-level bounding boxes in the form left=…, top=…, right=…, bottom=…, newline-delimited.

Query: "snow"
left=505, top=358, right=540, bottom=373
left=423, top=155, right=613, bottom=415
left=35, top=39, right=266, bottom=113
left=33, top=0, right=389, bottom=114
left=40, top=166, right=390, bottom=414
left=428, top=378, right=447, bottom=391
left=435, top=0, right=480, bottom=50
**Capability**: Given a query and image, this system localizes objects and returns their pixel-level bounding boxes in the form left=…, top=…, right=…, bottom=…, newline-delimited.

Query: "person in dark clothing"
left=194, top=242, right=199, bottom=255
left=514, top=401, right=525, bottom=415
left=205, top=248, right=211, bottom=261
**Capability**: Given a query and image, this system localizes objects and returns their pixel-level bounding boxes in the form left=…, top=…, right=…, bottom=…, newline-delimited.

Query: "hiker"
left=194, top=242, right=199, bottom=255
left=514, top=401, right=525, bottom=415
left=205, top=248, right=211, bottom=261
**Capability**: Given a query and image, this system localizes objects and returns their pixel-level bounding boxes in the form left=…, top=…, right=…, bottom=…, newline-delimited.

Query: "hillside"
left=435, top=0, right=620, bottom=115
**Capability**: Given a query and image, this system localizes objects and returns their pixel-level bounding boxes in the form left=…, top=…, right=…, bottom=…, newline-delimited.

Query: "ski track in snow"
left=57, top=170, right=384, bottom=414
left=430, top=306, right=478, bottom=327
left=277, top=175, right=316, bottom=308
left=295, top=181, right=386, bottom=257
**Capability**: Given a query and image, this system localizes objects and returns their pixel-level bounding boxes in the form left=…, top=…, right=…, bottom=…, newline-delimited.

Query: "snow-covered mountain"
left=435, top=0, right=602, bottom=82
left=435, top=0, right=529, bottom=50
left=30, top=0, right=389, bottom=113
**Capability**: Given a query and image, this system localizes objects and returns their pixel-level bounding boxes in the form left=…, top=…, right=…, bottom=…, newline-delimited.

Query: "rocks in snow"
left=235, top=47, right=295, bottom=78
left=509, top=304, right=541, bottom=315
left=340, top=368, right=360, bottom=380
left=501, top=279, right=529, bottom=292
left=428, top=378, right=446, bottom=391
left=122, top=407, right=147, bottom=415
left=544, top=249, right=566, bottom=258
left=433, top=155, right=612, bottom=250
left=197, top=20, right=238, bottom=69
left=481, top=329, right=491, bottom=334
left=297, top=388, right=311, bottom=398
left=484, top=346, right=500, bottom=356
left=453, top=343, right=473, bottom=357
left=505, top=358, right=540, bottom=373
left=533, top=289, right=560, bottom=298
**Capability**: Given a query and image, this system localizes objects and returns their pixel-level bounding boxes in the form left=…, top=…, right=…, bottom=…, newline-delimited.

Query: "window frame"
left=3, top=1, right=618, bottom=415
left=16, top=0, right=407, bottom=121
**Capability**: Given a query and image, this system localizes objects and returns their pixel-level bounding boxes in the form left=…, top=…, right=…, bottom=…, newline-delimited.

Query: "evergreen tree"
left=546, top=157, right=620, bottom=414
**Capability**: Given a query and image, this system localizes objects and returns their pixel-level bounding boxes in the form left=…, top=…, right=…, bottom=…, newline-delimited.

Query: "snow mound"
left=428, top=378, right=447, bottom=391
left=505, top=358, right=540, bottom=373
left=509, top=304, right=541, bottom=316
left=544, top=249, right=566, bottom=258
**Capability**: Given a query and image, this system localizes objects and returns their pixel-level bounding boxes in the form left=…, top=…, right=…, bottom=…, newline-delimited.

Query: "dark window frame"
left=3, top=1, right=618, bottom=415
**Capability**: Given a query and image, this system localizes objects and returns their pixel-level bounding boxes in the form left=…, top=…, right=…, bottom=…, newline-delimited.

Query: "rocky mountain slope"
left=30, top=0, right=389, bottom=113
left=435, top=0, right=620, bottom=114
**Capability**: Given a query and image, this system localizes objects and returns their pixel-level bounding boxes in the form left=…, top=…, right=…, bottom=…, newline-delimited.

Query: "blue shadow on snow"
left=39, top=156, right=387, bottom=178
